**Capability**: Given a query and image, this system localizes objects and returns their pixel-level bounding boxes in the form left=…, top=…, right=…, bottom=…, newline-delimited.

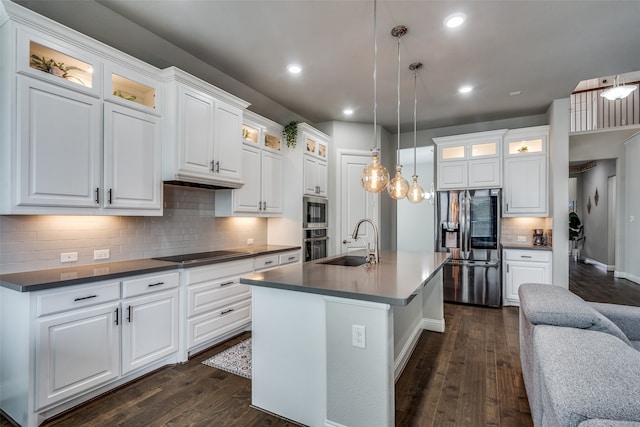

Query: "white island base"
left=251, top=269, right=443, bottom=427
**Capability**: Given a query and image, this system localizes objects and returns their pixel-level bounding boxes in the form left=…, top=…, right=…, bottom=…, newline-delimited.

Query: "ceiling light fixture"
left=387, top=25, right=410, bottom=200
left=287, top=64, right=302, bottom=74
left=600, top=75, right=637, bottom=100
left=444, top=13, right=466, bottom=29
left=406, top=62, right=425, bottom=204
left=343, top=108, right=354, bottom=116
left=361, top=0, right=390, bottom=193
left=458, top=85, right=473, bottom=94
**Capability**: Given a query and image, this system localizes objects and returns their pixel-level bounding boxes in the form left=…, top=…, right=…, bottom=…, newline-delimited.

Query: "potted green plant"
left=30, top=54, right=86, bottom=85
left=283, top=121, right=299, bottom=148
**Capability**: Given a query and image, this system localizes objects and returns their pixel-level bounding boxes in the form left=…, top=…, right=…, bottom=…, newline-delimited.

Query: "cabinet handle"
left=507, top=264, right=509, bottom=273
left=264, top=260, right=274, bottom=265
left=262, top=201, right=267, bottom=210
left=115, top=307, right=119, bottom=326
left=108, top=189, right=113, bottom=204
left=74, top=295, right=97, bottom=302
left=147, top=281, right=164, bottom=287
left=220, top=280, right=235, bottom=287
left=288, top=256, right=296, bottom=261
left=506, top=203, right=509, bottom=212
left=215, top=161, right=220, bottom=173
left=95, top=188, right=100, bottom=204
left=210, top=160, right=215, bottom=172
left=520, top=255, right=533, bottom=259
left=221, top=308, right=234, bottom=315
left=127, top=305, right=132, bottom=323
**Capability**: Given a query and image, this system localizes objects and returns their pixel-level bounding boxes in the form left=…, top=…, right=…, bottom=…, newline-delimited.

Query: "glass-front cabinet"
left=503, top=126, right=549, bottom=217
left=215, top=111, right=284, bottom=216
left=434, top=129, right=506, bottom=190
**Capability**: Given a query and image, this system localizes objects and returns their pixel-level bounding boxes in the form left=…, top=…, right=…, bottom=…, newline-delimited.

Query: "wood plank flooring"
left=2, top=258, right=639, bottom=427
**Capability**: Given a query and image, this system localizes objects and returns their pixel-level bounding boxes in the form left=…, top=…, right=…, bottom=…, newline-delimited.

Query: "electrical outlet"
left=94, top=249, right=110, bottom=260
left=60, top=252, right=78, bottom=263
left=517, top=235, right=527, bottom=242
left=352, top=324, right=366, bottom=349
left=247, top=238, right=254, bottom=245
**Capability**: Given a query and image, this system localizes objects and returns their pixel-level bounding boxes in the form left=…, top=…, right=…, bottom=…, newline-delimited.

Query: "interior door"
left=339, top=151, right=379, bottom=254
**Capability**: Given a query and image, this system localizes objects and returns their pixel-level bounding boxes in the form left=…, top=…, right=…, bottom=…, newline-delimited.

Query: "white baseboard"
left=422, top=317, right=446, bottom=333
left=615, top=271, right=640, bottom=285
left=392, top=316, right=445, bottom=382
left=582, top=257, right=610, bottom=271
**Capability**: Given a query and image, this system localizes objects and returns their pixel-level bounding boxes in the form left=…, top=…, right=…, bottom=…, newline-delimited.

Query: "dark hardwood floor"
left=3, top=258, right=639, bottom=427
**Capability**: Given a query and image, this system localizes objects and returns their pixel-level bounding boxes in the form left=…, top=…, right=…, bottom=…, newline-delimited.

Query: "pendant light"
left=387, top=25, right=409, bottom=200
left=406, top=62, right=425, bottom=204
left=600, top=75, right=638, bottom=100
left=361, top=0, right=390, bottom=193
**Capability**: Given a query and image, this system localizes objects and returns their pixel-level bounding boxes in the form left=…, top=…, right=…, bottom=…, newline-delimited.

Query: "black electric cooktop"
left=153, top=250, right=248, bottom=264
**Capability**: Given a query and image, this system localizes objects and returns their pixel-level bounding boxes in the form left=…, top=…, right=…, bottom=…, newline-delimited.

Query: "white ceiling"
left=14, top=0, right=640, bottom=132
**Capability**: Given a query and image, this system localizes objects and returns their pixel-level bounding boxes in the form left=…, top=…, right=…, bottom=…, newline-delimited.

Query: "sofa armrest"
left=589, top=302, right=640, bottom=341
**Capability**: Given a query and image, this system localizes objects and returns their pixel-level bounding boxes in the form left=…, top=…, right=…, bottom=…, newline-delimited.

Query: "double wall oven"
left=303, top=196, right=328, bottom=261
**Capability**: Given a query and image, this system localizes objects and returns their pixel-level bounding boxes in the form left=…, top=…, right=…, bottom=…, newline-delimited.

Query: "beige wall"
left=0, top=185, right=267, bottom=274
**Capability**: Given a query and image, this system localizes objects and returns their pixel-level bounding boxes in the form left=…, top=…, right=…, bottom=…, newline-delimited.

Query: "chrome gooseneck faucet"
left=351, top=218, right=380, bottom=264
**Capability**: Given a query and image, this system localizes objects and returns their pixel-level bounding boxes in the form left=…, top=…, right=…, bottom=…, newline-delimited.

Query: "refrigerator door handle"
left=459, top=192, right=466, bottom=256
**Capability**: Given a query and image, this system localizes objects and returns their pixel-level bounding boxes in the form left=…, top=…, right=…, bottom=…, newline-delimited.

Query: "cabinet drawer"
left=254, top=254, right=279, bottom=270
left=187, top=279, right=250, bottom=317
left=187, top=299, right=251, bottom=349
left=185, top=259, right=254, bottom=285
left=37, top=281, right=120, bottom=317
left=504, top=249, right=551, bottom=262
left=122, top=272, right=179, bottom=298
left=279, top=251, right=300, bottom=265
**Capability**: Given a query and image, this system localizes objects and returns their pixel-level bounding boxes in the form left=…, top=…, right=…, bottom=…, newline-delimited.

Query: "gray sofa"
left=518, top=283, right=640, bottom=427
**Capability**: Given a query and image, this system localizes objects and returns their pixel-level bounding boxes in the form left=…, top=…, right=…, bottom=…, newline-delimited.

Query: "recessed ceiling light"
left=444, top=13, right=466, bottom=29
left=343, top=108, right=354, bottom=116
left=287, top=64, right=302, bottom=74
left=509, top=91, right=522, bottom=96
left=458, top=85, right=473, bottom=94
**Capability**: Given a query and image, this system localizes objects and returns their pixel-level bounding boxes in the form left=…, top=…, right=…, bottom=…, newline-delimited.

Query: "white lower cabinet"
left=185, top=259, right=254, bottom=354
left=503, top=249, right=552, bottom=306
left=36, top=296, right=120, bottom=410
left=5, top=271, right=180, bottom=426
left=121, top=273, right=179, bottom=374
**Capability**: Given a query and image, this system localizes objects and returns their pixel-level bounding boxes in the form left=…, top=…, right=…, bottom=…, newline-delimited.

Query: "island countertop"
left=241, top=250, right=450, bottom=306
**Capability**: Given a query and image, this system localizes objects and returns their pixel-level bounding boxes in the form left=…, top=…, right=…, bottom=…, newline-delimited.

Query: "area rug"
left=202, top=338, right=252, bottom=379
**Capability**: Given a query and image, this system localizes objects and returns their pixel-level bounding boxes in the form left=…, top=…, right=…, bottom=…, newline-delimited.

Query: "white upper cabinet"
left=1, top=4, right=164, bottom=215
left=301, top=124, right=329, bottom=197
left=162, top=67, right=250, bottom=189
left=433, top=129, right=506, bottom=190
left=215, top=111, right=284, bottom=216
left=502, top=126, right=549, bottom=217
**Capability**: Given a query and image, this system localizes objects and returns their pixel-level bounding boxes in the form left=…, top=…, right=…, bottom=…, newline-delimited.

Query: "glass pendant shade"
left=600, top=85, right=637, bottom=100
left=406, top=175, right=425, bottom=203
left=387, top=165, right=409, bottom=199
left=361, top=151, right=390, bottom=193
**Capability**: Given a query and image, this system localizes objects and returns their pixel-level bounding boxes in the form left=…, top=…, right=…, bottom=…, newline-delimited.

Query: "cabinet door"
left=121, top=289, right=179, bottom=375
left=304, top=156, right=318, bottom=195
left=262, top=151, right=283, bottom=214
left=103, top=102, right=162, bottom=212
left=438, top=161, right=467, bottom=190
left=36, top=303, right=120, bottom=409
left=178, top=86, right=214, bottom=176
left=504, top=261, right=551, bottom=303
left=234, top=144, right=261, bottom=213
left=468, top=158, right=500, bottom=188
left=17, top=76, right=101, bottom=208
left=213, top=101, right=243, bottom=183
left=504, top=156, right=547, bottom=215
left=316, top=160, right=328, bottom=197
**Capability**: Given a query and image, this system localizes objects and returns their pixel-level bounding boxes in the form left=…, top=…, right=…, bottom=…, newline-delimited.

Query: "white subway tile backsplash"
left=0, top=186, right=268, bottom=274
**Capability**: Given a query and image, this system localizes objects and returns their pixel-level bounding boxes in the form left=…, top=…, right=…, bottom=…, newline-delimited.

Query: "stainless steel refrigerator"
left=436, top=189, right=502, bottom=307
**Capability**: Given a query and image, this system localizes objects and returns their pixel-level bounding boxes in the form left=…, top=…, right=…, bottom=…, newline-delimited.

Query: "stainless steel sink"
left=318, top=255, right=368, bottom=267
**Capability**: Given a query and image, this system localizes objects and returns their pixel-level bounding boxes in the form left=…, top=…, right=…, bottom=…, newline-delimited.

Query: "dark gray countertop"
left=0, top=245, right=300, bottom=293
left=241, top=250, right=451, bottom=306
left=501, top=243, right=553, bottom=251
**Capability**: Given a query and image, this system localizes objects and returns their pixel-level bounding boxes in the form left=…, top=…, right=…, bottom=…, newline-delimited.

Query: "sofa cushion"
left=580, top=420, right=640, bottom=426
left=519, top=283, right=632, bottom=347
left=535, top=326, right=640, bottom=426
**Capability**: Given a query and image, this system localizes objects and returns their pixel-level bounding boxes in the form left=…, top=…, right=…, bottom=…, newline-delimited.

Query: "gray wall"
left=625, top=134, right=640, bottom=283
left=579, top=159, right=616, bottom=266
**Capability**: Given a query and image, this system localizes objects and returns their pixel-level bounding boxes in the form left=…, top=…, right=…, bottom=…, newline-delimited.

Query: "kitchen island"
left=240, top=250, right=450, bottom=427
